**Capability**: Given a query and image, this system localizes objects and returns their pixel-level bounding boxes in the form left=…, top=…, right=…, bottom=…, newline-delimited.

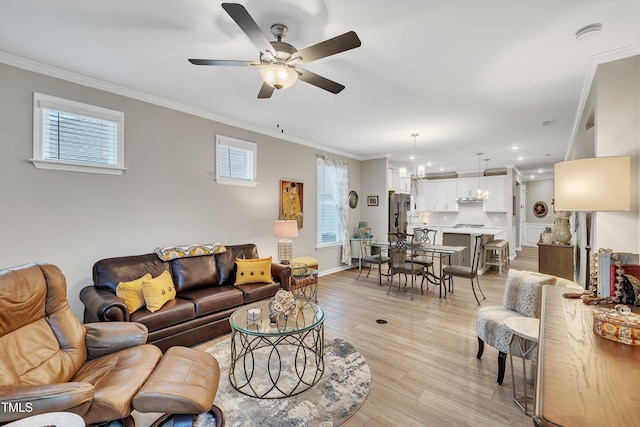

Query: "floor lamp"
left=554, top=156, right=630, bottom=294
left=274, top=220, right=299, bottom=264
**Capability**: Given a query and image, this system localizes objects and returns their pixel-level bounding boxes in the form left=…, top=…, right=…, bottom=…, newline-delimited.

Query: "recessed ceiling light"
left=512, top=146, right=519, bottom=150
left=410, top=155, right=415, bottom=160
left=439, top=167, right=444, bottom=172
left=530, top=175, right=535, bottom=179
left=518, top=156, right=524, bottom=161
left=576, top=23, right=603, bottom=41
left=538, top=169, right=544, bottom=174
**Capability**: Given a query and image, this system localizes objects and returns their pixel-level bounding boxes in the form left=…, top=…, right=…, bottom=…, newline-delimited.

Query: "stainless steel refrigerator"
left=388, top=193, right=411, bottom=234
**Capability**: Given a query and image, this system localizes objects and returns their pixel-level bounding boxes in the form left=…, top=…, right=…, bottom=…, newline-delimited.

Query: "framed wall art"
left=280, top=180, right=303, bottom=228
left=533, top=201, right=548, bottom=218
left=367, top=196, right=379, bottom=206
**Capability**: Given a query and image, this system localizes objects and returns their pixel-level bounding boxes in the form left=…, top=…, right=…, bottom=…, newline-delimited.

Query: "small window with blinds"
left=215, top=135, right=258, bottom=186
left=32, top=93, right=125, bottom=175
left=316, top=160, right=345, bottom=247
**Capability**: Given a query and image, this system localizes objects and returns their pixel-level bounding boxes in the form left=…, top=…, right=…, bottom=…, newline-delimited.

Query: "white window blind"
left=317, top=160, right=345, bottom=246
left=216, top=135, right=257, bottom=186
left=42, top=109, right=118, bottom=166
left=32, top=93, right=125, bottom=175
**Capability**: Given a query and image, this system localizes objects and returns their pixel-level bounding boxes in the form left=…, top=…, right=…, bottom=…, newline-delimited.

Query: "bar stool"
left=504, top=317, right=540, bottom=416
left=484, top=240, right=508, bottom=273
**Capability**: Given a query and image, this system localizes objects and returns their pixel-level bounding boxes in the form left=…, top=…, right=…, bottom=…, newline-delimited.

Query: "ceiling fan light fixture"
left=259, top=64, right=298, bottom=90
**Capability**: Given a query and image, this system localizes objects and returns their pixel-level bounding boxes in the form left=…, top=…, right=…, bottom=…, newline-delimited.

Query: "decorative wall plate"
left=349, top=190, right=358, bottom=208
left=533, top=201, right=548, bottom=218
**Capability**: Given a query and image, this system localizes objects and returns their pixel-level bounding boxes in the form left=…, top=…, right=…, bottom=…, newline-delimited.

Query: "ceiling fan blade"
left=222, top=3, right=275, bottom=55
left=188, top=59, right=259, bottom=66
left=257, top=82, right=275, bottom=99
left=290, top=31, right=361, bottom=64
left=297, top=69, right=345, bottom=94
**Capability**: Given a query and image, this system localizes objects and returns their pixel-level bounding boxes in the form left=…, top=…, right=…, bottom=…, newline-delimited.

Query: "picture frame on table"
left=367, top=196, right=379, bottom=206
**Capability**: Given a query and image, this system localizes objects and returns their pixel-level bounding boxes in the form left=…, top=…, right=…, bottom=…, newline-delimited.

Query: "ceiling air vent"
left=541, top=120, right=556, bottom=127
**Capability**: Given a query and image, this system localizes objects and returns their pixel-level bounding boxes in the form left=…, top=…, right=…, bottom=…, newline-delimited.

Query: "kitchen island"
left=412, top=225, right=506, bottom=270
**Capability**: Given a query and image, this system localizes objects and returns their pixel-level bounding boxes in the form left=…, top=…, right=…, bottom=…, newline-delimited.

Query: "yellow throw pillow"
left=116, top=273, right=152, bottom=314
left=141, top=270, right=176, bottom=313
left=235, top=257, right=273, bottom=285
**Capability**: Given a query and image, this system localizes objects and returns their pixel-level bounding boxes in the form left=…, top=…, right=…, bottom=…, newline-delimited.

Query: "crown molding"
left=0, top=51, right=363, bottom=161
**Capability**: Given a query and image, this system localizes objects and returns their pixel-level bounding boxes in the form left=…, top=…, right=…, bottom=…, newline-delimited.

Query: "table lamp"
left=554, top=156, right=630, bottom=292
left=274, top=220, right=299, bottom=264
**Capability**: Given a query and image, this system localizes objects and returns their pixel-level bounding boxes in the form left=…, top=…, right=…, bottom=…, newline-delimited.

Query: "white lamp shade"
left=554, top=156, right=630, bottom=211
left=259, top=64, right=298, bottom=90
left=274, top=220, right=299, bottom=238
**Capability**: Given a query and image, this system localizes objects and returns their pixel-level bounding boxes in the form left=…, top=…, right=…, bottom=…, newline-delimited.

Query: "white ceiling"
left=2, top=0, right=640, bottom=180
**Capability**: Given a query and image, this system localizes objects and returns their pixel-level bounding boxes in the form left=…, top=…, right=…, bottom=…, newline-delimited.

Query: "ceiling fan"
left=188, top=3, right=361, bottom=99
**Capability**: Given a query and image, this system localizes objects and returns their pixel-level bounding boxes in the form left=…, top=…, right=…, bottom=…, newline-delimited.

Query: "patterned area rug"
left=199, top=334, right=371, bottom=427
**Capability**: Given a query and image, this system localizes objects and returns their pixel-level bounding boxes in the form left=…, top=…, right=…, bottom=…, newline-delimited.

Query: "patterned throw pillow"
left=235, top=257, right=273, bottom=285
left=141, top=270, right=176, bottom=313
left=154, top=243, right=226, bottom=261
left=116, top=273, right=152, bottom=314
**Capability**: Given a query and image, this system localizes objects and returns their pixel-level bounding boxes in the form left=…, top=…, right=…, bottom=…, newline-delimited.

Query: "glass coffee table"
left=229, top=299, right=324, bottom=399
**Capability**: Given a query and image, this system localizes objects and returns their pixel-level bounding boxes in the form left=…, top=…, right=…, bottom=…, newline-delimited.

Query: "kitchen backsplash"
left=417, top=204, right=508, bottom=227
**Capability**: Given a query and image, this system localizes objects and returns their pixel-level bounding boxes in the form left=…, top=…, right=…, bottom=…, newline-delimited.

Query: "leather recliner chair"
left=0, top=263, right=163, bottom=426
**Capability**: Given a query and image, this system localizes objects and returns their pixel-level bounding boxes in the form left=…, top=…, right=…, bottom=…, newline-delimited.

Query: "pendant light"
left=483, top=158, right=490, bottom=199
left=411, top=133, right=419, bottom=177
left=475, top=153, right=484, bottom=198
left=410, top=133, right=419, bottom=196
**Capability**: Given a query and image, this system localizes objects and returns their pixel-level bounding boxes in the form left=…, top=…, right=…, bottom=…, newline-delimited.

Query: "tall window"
left=32, top=93, right=125, bottom=175
left=216, top=135, right=257, bottom=186
left=317, top=157, right=350, bottom=263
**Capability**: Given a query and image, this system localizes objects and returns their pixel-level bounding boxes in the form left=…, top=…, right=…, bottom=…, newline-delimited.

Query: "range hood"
left=456, top=197, right=485, bottom=203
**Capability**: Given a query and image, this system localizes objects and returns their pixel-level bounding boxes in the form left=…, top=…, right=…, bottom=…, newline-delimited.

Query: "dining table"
left=372, top=242, right=466, bottom=298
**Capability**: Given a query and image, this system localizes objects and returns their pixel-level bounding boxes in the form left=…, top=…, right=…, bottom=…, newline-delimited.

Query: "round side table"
left=3, top=412, right=85, bottom=427
left=504, top=316, right=540, bottom=416
left=290, top=264, right=318, bottom=302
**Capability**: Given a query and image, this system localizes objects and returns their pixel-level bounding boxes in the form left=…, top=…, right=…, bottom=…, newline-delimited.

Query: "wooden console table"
left=534, top=286, right=640, bottom=426
left=537, top=243, right=573, bottom=281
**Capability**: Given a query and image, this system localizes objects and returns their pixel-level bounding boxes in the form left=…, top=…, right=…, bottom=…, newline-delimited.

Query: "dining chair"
left=412, top=228, right=439, bottom=289
left=387, top=232, right=423, bottom=300
left=357, top=229, right=390, bottom=285
left=442, top=234, right=486, bottom=304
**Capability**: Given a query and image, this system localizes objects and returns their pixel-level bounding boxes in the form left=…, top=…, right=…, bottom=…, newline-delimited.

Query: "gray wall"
left=0, top=63, right=363, bottom=318
left=359, top=157, right=388, bottom=240
left=525, top=179, right=554, bottom=224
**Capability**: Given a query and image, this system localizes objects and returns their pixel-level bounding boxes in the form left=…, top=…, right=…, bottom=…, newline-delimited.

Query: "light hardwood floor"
left=195, top=246, right=540, bottom=426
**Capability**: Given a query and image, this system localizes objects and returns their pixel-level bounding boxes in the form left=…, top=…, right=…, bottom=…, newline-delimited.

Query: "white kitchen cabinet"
left=425, top=179, right=458, bottom=212
left=456, top=177, right=480, bottom=198
left=388, top=169, right=411, bottom=194
left=399, top=176, right=411, bottom=193
left=415, top=179, right=430, bottom=211
left=483, top=176, right=507, bottom=212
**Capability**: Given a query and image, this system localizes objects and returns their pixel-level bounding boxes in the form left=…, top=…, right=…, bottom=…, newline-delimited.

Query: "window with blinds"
left=215, top=135, right=257, bottom=186
left=32, top=93, right=125, bottom=175
left=317, top=160, right=345, bottom=246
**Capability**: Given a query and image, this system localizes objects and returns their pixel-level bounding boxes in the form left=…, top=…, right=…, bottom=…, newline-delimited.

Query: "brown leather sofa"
left=0, top=262, right=163, bottom=425
left=80, top=243, right=291, bottom=351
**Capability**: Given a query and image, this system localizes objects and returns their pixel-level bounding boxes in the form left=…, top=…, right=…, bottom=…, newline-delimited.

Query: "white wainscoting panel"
left=525, top=223, right=550, bottom=246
